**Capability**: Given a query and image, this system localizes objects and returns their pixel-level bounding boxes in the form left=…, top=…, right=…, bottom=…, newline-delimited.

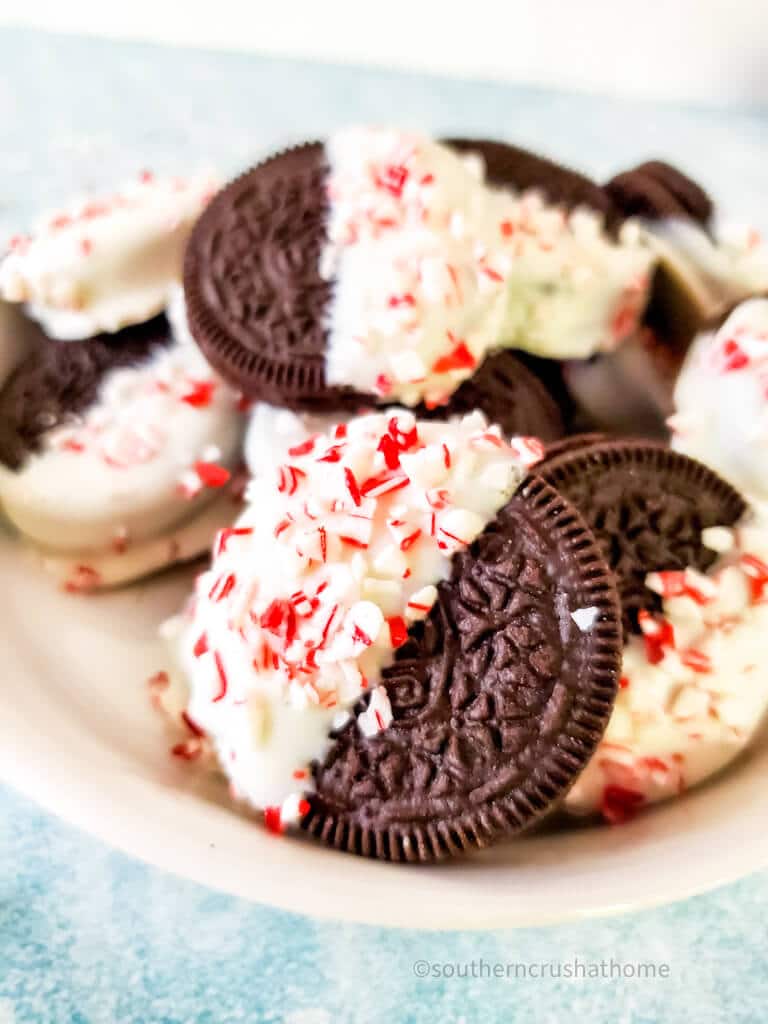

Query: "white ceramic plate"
left=3, top=524, right=768, bottom=931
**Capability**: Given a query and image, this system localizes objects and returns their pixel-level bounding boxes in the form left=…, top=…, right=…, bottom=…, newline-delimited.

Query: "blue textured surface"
left=4, top=784, right=768, bottom=1024
left=2, top=27, right=768, bottom=1023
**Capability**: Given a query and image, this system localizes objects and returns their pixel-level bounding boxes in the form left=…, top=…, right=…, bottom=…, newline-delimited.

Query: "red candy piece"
left=288, top=438, right=316, bottom=457
left=212, top=651, right=228, bottom=702
left=361, top=470, right=409, bottom=498
left=375, top=163, right=409, bottom=198
left=638, top=610, right=675, bottom=665
left=742, top=554, right=768, bottom=603
left=171, top=740, right=201, bottom=761
left=181, top=380, right=216, bottom=407
left=344, top=467, right=362, bottom=506
left=64, top=565, right=102, bottom=593
left=277, top=465, right=306, bottom=495
left=181, top=710, right=206, bottom=737
left=264, top=806, right=284, bottom=834
left=432, top=339, right=476, bottom=374
left=388, top=293, right=416, bottom=308
left=216, top=526, right=253, bottom=555
left=720, top=338, right=750, bottom=372
left=387, top=616, right=408, bottom=648
left=601, top=785, right=645, bottom=825
left=650, top=570, right=710, bottom=605
left=681, top=649, right=713, bottom=674
left=195, top=461, right=231, bottom=488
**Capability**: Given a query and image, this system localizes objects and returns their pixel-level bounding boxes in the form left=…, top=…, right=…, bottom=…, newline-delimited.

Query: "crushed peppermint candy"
left=163, top=410, right=535, bottom=817
left=357, top=686, right=393, bottom=738
left=567, top=509, right=768, bottom=823
left=570, top=606, right=600, bottom=632
left=322, top=128, right=653, bottom=406
left=43, top=318, right=237, bottom=479
left=0, top=288, right=244, bottom=564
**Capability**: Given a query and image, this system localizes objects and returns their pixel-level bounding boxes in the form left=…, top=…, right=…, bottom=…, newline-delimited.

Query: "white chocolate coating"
left=671, top=298, right=768, bottom=502
left=323, top=128, right=654, bottom=406
left=244, top=403, right=347, bottom=478
left=40, top=487, right=244, bottom=592
left=0, top=172, right=218, bottom=339
left=642, top=218, right=768, bottom=321
left=567, top=299, right=768, bottom=821
left=165, top=411, right=539, bottom=822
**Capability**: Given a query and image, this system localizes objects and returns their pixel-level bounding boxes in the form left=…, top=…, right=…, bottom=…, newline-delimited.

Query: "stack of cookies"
left=3, top=128, right=767, bottom=859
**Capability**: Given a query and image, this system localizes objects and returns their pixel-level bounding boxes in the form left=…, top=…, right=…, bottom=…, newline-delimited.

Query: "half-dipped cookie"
left=162, top=410, right=622, bottom=858
left=0, top=295, right=244, bottom=590
left=534, top=440, right=748, bottom=633
left=305, top=475, right=622, bottom=860
left=0, top=174, right=246, bottom=590
left=183, top=129, right=655, bottom=419
left=559, top=159, right=767, bottom=440
left=606, top=159, right=768, bottom=349
left=538, top=433, right=766, bottom=825
left=565, top=505, right=768, bottom=823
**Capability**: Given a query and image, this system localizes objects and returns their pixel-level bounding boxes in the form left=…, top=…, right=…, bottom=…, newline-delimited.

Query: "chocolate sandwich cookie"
left=418, top=349, right=565, bottom=443
left=533, top=441, right=748, bottom=633
left=166, top=409, right=621, bottom=856
left=303, top=476, right=622, bottom=861
left=607, top=162, right=715, bottom=352
left=183, top=138, right=568, bottom=414
left=0, top=315, right=173, bottom=470
left=0, top=293, right=244, bottom=589
left=561, top=327, right=685, bottom=440
left=184, top=128, right=653, bottom=418
left=604, top=158, right=768, bottom=356
left=554, top=158, right=715, bottom=434
left=605, top=160, right=713, bottom=226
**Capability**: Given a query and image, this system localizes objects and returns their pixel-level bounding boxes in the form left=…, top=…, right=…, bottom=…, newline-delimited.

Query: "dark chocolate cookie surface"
left=183, top=142, right=365, bottom=413
left=604, top=161, right=713, bottom=226
left=423, top=350, right=565, bottom=443
left=303, top=476, right=622, bottom=861
left=561, top=328, right=684, bottom=441
left=0, top=314, right=173, bottom=470
left=534, top=441, right=747, bottom=634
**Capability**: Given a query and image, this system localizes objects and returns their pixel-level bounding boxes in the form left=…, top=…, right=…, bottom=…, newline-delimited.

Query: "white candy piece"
left=357, top=686, right=394, bottom=738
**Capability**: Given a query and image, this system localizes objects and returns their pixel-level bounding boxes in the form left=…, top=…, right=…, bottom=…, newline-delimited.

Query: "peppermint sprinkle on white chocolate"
left=0, top=170, right=219, bottom=339
left=0, top=288, right=243, bottom=559
left=322, top=128, right=654, bottom=406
